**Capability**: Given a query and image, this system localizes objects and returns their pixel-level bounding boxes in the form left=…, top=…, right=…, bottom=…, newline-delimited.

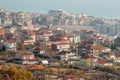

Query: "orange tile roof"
left=28, top=65, right=45, bottom=70
left=23, top=59, right=37, bottom=61
left=43, top=31, right=52, bottom=34
left=19, top=50, right=28, bottom=55
left=27, top=30, right=36, bottom=35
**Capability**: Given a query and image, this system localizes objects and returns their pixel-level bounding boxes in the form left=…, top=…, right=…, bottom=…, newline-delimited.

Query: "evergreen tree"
left=2, top=45, right=6, bottom=52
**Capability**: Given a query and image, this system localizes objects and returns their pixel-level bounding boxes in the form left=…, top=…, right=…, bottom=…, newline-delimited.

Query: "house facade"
left=51, top=42, right=70, bottom=51
left=15, top=50, right=38, bottom=64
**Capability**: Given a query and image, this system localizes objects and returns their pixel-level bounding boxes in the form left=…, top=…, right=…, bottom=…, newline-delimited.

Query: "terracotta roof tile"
left=65, top=74, right=77, bottom=79
left=19, top=50, right=33, bottom=55
left=19, top=50, right=27, bottom=55
left=91, top=45, right=104, bottom=50
left=23, top=59, right=37, bottom=61
left=0, top=28, right=4, bottom=35
left=27, top=30, right=36, bottom=35
left=28, top=65, right=45, bottom=70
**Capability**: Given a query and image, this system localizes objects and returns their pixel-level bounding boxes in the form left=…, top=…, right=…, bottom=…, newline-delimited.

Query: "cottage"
left=22, top=30, right=36, bottom=45
left=4, top=38, right=16, bottom=51
left=96, top=59, right=113, bottom=66
left=15, top=50, right=38, bottom=64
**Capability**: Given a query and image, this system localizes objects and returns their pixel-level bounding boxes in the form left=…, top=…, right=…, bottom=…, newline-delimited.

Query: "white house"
left=51, top=42, right=70, bottom=51
left=4, top=39, right=16, bottom=51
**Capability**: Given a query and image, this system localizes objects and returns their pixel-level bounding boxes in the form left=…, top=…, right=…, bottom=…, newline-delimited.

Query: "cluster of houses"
left=0, top=23, right=79, bottom=64
left=0, top=22, right=120, bottom=68
left=1, top=9, right=120, bottom=80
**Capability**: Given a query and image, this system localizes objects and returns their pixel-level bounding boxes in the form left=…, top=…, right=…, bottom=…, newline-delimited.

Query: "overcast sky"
left=0, top=0, right=120, bottom=18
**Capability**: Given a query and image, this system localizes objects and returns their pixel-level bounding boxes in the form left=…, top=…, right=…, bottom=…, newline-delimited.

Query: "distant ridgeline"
left=0, top=9, right=120, bottom=35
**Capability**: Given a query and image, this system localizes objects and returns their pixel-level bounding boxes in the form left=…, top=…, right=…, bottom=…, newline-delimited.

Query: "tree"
left=0, top=66, right=33, bottom=80
left=17, top=43, right=22, bottom=50
left=2, top=45, right=6, bottom=52
left=69, top=46, right=76, bottom=53
left=110, top=44, right=117, bottom=50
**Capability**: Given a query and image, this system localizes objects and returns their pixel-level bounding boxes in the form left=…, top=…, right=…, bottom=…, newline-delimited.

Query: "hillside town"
left=0, top=9, right=120, bottom=80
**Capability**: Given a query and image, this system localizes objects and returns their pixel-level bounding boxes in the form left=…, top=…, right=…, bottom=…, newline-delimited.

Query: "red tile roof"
left=98, top=60, right=107, bottom=64
left=7, top=39, right=16, bottom=43
left=19, top=50, right=28, bottom=55
left=88, top=55, right=97, bottom=59
left=0, top=28, right=4, bottom=35
left=65, top=74, right=77, bottom=79
left=56, top=43, right=63, bottom=46
left=91, top=45, right=104, bottom=50
left=108, top=52, right=114, bottom=55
